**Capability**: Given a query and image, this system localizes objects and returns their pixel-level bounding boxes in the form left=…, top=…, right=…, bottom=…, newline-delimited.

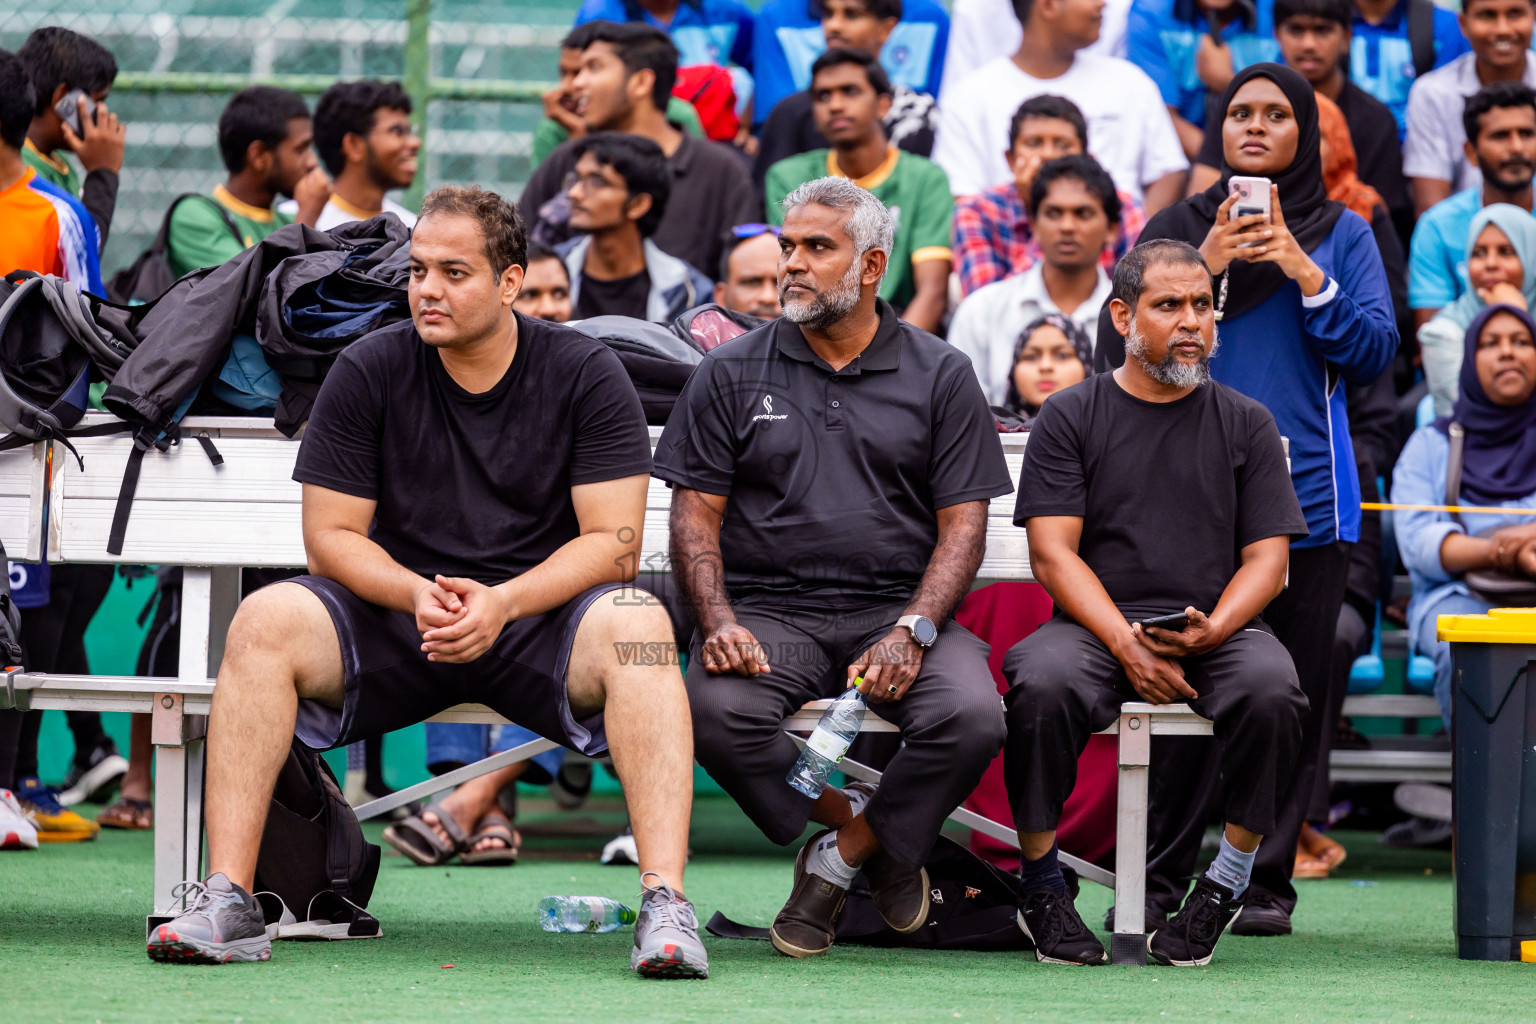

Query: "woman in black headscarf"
left=993, top=313, right=1095, bottom=431
left=1093, top=63, right=1399, bottom=937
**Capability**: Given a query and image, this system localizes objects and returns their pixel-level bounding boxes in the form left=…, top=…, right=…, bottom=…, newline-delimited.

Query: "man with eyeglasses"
left=559, top=131, right=712, bottom=321
left=286, top=79, right=421, bottom=231
left=715, top=224, right=785, bottom=318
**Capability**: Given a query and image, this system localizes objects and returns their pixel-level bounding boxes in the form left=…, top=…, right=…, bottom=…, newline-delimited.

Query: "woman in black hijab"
left=1093, top=63, right=1399, bottom=939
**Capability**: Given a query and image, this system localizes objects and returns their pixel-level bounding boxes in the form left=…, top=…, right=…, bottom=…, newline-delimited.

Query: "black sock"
left=364, top=735, right=391, bottom=796
left=1020, top=842, right=1066, bottom=896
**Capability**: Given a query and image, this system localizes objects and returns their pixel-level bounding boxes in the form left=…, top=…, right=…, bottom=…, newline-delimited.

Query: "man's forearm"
left=902, top=271, right=949, bottom=334
left=670, top=489, right=737, bottom=635
left=1204, top=551, right=1288, bottom=644
left=903, top=501, right=988, bottom=625
left=495, top=530, right=641, bottom=620
left=1034, top=547, right=1135, bottom=659
left=1142, top=171, right=1187, bottom=217
left=307, top=527, right=429, bottom=614
left=1410, top=176, right=1452, bottom=216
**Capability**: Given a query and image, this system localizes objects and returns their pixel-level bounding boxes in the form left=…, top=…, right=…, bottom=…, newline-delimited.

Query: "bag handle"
left=1445, top=421, right=1466, bottom=529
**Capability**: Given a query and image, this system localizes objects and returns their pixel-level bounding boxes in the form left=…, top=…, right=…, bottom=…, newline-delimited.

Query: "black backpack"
left=253, top=737, right=381, bottom=937
left=706, top=836, right=1039, bottom=951
left=107, top=194, right=244, bottom=305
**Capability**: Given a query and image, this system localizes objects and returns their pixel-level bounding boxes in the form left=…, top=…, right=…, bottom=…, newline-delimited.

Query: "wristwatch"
left=896, top=614, right=938, bottom=648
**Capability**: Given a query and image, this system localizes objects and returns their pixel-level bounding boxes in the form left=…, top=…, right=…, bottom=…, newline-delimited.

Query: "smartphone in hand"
left=1138, top=612, right=1191, bottom=633
left=53, top=88, right=97, bottom=136
left=1228, top=175, right=1272, bottom=247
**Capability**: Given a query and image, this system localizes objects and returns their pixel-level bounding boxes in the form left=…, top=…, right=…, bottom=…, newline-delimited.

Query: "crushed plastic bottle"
left=536, top=895, right=637, bottom=933
left=787, top=684, right=868, bottom=798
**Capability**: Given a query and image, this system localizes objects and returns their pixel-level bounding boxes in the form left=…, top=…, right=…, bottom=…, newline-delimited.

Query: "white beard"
left=781, top=258, right=864, bottom=329
left=1124, top=319, right=1216, bottom=389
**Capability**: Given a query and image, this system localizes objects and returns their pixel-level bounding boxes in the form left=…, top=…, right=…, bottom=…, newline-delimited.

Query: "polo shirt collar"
left=773, top=300, right=903, bottom=372
left=827, top=146, right=901, bottom=190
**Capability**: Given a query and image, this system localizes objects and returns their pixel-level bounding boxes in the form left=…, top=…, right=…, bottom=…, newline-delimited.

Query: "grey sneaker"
left=631, top=873, right=709, bottom=979
left=147, top=873, right=271, bottom=964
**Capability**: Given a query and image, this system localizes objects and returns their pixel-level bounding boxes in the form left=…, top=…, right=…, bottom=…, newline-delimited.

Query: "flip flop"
left=382, top=801, right=467, bottom=866
left=459, top=811, right=520, bottom=866
left=98, top=796, right=153, bottom=830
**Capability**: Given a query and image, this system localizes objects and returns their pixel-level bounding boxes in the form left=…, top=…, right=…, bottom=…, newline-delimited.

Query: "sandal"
left=98, top=796, right=153, bottom=830
left=382, top=801, right=468, bottom=866
left=459, top=811, right=520, bottom=866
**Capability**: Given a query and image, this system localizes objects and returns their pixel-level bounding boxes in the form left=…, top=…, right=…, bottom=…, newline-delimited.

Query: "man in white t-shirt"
left=1403, top=0, right=1536, bottom=214
left=933, top=0, right=1187, bottom=211
left=283, top=79, right=420, bottom=230
left=938, top=0, right=1133, bottom=104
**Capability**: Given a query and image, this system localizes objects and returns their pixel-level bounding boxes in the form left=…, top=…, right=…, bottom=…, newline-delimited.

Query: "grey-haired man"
left=655, top=177, right=1011, bottom=959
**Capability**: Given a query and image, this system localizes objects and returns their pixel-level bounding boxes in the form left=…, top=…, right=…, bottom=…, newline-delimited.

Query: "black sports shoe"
left=147, top=873, right=271, bottom=964
left=1148, top=876, right=1243, bottom=966
left=58, top=740, right=127, bottom=807
left=1229, top=889, right=1292, bottom=936
left=1103, top=904, right=1169, bottom=932
left=1016, top=889, right=1108, bottom=965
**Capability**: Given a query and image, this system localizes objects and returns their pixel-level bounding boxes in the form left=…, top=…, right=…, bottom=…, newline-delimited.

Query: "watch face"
left=913, top=617, right=938, bottom=646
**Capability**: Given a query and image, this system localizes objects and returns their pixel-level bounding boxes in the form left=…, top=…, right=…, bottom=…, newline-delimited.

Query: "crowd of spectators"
left=4, top=0, right=1536, bottom=972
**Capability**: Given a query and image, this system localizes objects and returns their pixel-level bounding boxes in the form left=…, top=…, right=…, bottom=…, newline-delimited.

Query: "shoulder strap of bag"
left=1409, top=0, right=1436, bottom=79
left=1445, top=421, right=1466, bottom=528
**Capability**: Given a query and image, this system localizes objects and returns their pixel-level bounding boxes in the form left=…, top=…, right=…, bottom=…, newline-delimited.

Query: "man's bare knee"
left=568, top=589, right=678, bottom=709
left=219, top=583, right=342, bottom=702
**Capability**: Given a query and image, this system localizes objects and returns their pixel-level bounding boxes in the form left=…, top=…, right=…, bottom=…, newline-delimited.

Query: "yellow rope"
left=1361, top=502, right=1536, bottom=516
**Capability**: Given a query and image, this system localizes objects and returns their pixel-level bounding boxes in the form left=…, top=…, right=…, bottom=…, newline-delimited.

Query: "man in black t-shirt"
left=657, top=177, right=1012, bottom=960
left=148, top=186, right=708, bottom=981
left=1003, top=240, right=1308, bottom=969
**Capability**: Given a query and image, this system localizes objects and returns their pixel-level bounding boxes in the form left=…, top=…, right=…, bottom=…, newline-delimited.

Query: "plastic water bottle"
left=787, top=685, right=868, bottom=798
left=536, top=896, right=637, bottom=933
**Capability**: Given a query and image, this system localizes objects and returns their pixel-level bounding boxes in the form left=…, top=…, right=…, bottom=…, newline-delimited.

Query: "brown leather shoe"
left=770, top=830, right=848, bottom=958
left=860, top=849, right=930, bottom=934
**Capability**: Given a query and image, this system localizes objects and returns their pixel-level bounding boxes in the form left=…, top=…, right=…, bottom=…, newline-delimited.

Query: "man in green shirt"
left=167, top=86, right=331, bottom=279
left=534, top=22, right=703, bottom=167
left=19, top=27, right=126, bottom=244
left=764, top=49, right=952, bottom=333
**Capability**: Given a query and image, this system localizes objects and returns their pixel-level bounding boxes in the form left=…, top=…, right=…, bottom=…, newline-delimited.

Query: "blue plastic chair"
left=1348, top=604, right=1386, bottom=693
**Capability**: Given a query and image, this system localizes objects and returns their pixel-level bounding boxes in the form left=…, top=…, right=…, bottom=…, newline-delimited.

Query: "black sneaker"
left=147, top=873, right=271, bottom=964
left=1016, top=889, right=1108, bottom=965
left=58, top=740, right=128, bottom=807
left=769, top=830, right=848, bottom=958
left=1103, top=904, right=1169, bottom=932
left=1148, top=876, right=1243, bottom=966
left=1229, top=889, right=1291, bottom=937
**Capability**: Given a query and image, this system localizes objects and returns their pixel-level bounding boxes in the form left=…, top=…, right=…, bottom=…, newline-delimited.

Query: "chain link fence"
left=3, top=0, right=578, bottom=275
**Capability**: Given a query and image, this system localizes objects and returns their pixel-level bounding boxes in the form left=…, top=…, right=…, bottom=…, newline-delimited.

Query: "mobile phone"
left=53, top=88, right=97, bottom=136
left=1228, top=175, right=1272, bottom=247
left=1138, top=612, right=1191, bottom=633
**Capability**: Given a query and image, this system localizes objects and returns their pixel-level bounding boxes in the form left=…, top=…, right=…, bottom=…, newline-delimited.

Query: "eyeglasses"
left=732, top=223, right=781, bottom=239
left=563, top=170, right=622, bottom=194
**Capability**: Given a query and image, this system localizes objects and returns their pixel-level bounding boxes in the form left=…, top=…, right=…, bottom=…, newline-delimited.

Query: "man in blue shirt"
left=575, top=0, right=755, bottom=69
left=1408, top=81, right=1536, bottom=325
left=1352, top=0, right=1470, bottom=139
left=750, top=0, right=949, bottom=127
left=1127, top=0, right=1280, bottom=158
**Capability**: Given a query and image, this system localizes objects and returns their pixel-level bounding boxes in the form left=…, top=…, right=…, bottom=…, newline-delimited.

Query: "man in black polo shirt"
left=147, top=185, right=708, bottom=980
left=656, top=176, right=1011, bottom=960
left=1002, top=239, right=1308, bottom=968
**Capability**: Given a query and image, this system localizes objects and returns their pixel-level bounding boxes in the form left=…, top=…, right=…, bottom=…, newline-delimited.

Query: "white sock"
left=805, top=829, right=859, bottom=888
left=842, top=781, right=876, bottom=819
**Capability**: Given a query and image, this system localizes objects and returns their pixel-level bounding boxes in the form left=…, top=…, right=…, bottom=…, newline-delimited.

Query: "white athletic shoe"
left=0, top=789, right=39, bottom=850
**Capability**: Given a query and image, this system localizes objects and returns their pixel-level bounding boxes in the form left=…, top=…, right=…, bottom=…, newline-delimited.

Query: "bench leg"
left=1112, top=711, right=1151, bottom=965
left=353, top=738, right=561, bottom=821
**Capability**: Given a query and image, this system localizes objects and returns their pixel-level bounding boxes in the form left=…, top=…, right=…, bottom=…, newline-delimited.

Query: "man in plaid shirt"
left=952, top=95, right=1145, bottom=297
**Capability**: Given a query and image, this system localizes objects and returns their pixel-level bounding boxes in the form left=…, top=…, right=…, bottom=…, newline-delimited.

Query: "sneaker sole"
left=147, top=925, right=271, bottom=964
left=1015, top=909, right=1108, bottom=966
left=631, top=944, right=709, bottom=979
left=35, top=829, right=97, bottom=843
left=2, top=829, right=38, bottom=850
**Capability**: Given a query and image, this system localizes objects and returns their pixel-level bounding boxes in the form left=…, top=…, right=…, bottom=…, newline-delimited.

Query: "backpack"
left=705, top=836, right=1040, bottom=951
left=671, top=302, right=768, bottom=352
left=568, top=314, right=706, bottom=424
left=107, top=194, right=244, bottom=305
left=0, top=271, right=136, bottom=454
left=674, top=64, right=740, bottom=142
left=253, top=736, right=382, bottom=938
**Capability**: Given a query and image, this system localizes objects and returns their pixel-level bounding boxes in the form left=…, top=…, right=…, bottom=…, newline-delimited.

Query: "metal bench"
left=0, top=415, right=1446, bottom=963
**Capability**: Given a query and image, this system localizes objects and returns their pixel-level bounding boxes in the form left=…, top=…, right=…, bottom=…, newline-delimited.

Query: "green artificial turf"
left=2, top=795, right=1533, bottom=1024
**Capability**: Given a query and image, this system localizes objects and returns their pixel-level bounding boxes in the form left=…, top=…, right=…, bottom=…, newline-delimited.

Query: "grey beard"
left=780, top=258, right=864, bottom=329
left=1124, top=320, right=1215, bottom=389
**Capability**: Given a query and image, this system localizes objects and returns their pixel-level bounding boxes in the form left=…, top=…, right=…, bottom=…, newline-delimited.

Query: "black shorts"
left=284, top=575, right=626, bottom=758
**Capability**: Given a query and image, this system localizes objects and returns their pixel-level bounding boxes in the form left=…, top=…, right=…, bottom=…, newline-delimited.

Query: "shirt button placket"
left=826, top=378, right=845, bottom=430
